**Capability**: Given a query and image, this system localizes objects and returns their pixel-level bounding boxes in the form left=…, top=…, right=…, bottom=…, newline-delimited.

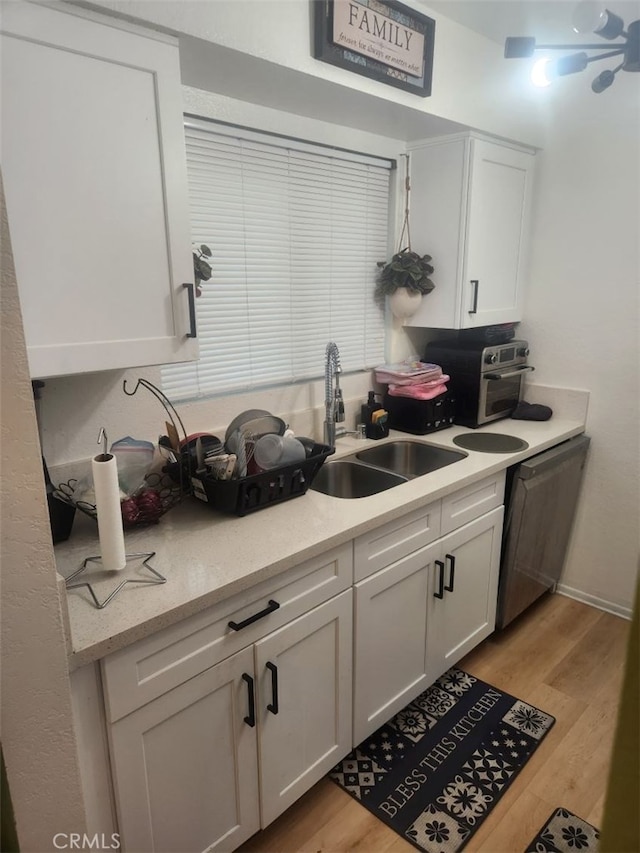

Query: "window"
left=161, top=118, right=393, bottom=401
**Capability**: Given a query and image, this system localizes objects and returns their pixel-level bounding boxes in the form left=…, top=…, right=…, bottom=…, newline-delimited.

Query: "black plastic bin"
left=191, top=443, right=334, bottom=516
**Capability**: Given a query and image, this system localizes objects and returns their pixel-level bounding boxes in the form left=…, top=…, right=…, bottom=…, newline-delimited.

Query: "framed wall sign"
left=313, top=0, right=436, bottom=97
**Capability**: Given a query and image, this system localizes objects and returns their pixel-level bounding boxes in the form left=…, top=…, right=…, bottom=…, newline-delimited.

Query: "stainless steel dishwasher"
left=497, top=434, right=591, bottom=628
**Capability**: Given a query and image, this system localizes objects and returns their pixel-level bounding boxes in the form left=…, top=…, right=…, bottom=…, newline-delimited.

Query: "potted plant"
left=375, top=248, right=435, bottom=318
left=374, top=154, right=435, bottom=319
left=193, top=244, right=212, bottom=297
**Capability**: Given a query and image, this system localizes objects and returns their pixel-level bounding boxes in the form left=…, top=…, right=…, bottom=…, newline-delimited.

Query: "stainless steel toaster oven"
left=424, top=339, right=535, bottom=428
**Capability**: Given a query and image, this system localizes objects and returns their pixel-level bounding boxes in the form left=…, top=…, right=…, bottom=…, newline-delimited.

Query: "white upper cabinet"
left=406, top=133, right=535, bottom=330
left=0, top=1, right=198, bottom=378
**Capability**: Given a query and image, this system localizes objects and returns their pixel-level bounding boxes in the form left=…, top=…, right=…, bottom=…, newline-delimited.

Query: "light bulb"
left=531, top=58, right=553, bottom=87
left=572, top=1, right=624, bottom=39
left=592, top=68, right=616, bottom=92
left=573, top=1, right=605, bottom=33
left=555, top=52, right=589, bottom=76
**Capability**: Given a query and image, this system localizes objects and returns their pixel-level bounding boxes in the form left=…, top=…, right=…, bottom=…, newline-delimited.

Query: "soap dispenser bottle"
left=361, top=391, right=388, bottom=439
left=361, top=391, right=381, bottom=426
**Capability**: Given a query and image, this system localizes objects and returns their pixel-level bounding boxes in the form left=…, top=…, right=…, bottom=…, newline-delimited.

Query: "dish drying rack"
left=192, top=442, right=334, bottom=517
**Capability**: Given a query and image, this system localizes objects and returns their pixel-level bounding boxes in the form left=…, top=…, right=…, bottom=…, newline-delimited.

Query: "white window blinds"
left=161, top=119, right=392, bottom=401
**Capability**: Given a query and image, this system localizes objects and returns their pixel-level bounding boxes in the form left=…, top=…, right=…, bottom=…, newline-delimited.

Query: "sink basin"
left=311, top=440, right=468, bottom=498
left=311, top=460, right=407, bottom=499
left=355, top=441, right=467, bottom=478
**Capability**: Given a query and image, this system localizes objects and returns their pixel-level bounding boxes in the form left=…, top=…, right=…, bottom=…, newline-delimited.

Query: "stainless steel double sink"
left=311, top=440, right=467, bottom=499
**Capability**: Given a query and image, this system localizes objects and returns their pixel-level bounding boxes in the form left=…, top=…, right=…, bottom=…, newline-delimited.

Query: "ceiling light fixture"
left=504, top=1, right=640, bottom=93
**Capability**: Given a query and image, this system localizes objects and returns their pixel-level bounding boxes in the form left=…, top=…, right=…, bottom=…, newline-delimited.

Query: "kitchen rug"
left=329, top=668, right=555, bottom=853
left=524, top=808, right=600, bottom=853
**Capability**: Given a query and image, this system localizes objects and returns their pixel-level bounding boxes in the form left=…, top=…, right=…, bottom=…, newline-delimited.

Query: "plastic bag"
left=110, top=436, right=155, bottom=496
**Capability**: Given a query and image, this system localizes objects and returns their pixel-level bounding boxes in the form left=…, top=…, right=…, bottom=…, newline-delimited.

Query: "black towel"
left=511, top=401, right=553, bottom=421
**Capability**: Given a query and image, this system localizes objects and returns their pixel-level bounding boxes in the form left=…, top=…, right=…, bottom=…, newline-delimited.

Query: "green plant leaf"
left=375, top=247, right=436, bottom=303
left=197, top=259, right=212, bottom=281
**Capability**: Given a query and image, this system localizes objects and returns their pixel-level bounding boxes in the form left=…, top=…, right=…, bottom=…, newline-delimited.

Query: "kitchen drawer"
left=353, top=501, right=441, bottom=582
left=101, top=543, right=352, bottom=722
left=440, top=471, right=505, bottom=535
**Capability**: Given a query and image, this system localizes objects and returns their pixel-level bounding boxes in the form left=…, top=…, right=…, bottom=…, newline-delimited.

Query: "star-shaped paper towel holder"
left=64, top=551, right=166, bottom=609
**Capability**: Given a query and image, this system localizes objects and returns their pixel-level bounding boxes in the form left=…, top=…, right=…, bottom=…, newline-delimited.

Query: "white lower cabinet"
left=353, top=543, right=436, bottom=744
left=109, top=646, right=260, bottom=853
left=107, top=589, right=352, bottom=853
left=97, top=475, right=505, bottom=851
left=426, top=507, right=503, bottom=682
left=353, top=475, right=505, bottom=745
left=255, top=590, right=353, bottom=827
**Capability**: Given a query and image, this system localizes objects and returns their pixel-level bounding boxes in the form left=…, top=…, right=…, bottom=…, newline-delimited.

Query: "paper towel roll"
left=92, top=453, right=126, bottom=572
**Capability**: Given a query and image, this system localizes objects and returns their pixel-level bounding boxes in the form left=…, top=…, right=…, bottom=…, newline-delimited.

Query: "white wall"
left=0, top=175, right=88, bottom=850
left=520, top=71, right=640, bottom=614
left=83, top=0, right=546, bottom=146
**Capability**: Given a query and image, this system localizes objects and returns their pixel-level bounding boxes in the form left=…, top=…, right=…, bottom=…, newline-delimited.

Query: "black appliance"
left=383, top=391, right=455, bottom=435
left=424, top=339, right=534, bottom=428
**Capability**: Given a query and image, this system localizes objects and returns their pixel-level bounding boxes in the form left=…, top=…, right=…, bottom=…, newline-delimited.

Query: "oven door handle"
left=485, top=366, right=535, bottom=381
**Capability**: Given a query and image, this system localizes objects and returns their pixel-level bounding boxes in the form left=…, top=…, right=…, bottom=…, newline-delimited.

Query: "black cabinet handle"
left=266, top=661, right=279, bottom=714
left=228, top=599, right=280, bottom=631
left=183, top=282, right=197, bottom=338
left=469, top=280, right=479, bottom=314
left=444, top=553, right=456, bottom=593
left=242, top=673, right=255, bottom=727
left=434, top=560, right=445, bottom=599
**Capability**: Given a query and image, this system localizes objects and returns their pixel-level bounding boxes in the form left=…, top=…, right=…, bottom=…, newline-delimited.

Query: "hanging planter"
left=387, top=283, right=426, bottom=319
left=377, top=247, right=435, bottom=318
left=375, top=154, right=435, bottom=319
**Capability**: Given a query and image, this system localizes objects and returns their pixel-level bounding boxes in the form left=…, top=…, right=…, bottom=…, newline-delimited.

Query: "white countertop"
left=56, top=415, right=586, bottom=667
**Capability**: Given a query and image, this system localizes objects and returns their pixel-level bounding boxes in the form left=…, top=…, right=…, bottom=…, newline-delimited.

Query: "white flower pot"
left=388, top=287, right=422, bottom=319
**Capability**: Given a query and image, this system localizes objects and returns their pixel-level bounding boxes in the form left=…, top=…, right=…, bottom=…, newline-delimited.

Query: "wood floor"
left=239, top=593, right=630, bottom=853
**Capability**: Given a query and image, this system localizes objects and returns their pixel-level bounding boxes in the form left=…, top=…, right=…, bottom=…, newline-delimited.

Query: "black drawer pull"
left=266, top=661, right=279, bottom=714
left=469, top=279, right=479, bottom=314
left=228, top=599, right=280, bottom=631
left=434, top=560, right=445, bottom=599
left=183, top=282, right=198, bottom=338
left=242, top=673, right=255, bottom=727
left=444, top=553, right=456, bottom=593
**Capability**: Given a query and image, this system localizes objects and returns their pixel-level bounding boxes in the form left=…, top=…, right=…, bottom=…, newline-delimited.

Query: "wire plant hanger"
left=397, top=152, right=413, bottom=254
left=375, top=153, right=435, bottom=307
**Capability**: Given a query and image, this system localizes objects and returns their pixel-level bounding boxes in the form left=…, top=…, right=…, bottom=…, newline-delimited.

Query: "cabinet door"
left=255, top=590, right=352, bottom=828
left=353, top=542, right=439, bottom=745
left=462, top=139, right=534, bottom=328
left=109, top=647, right=259, bottom=853
left=407, top=135, right=534, bottom=330
left=406, top=137, right=468, bottom=329
left=427, top=507, right=504, bottom=685
left=0, top=2, right=197, bottom=378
